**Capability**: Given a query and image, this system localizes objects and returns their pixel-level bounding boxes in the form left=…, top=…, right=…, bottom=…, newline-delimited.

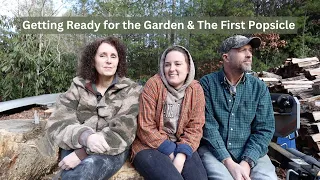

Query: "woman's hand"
left=169, top=153, right=175, bottom=161
left=173, top=153, right=186, bottom=173
left=58, top=152, right=81, bottom=170
left=86, top=134, right=110, bottom=153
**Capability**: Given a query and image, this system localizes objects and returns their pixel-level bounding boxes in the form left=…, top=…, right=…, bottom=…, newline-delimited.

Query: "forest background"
left=0, top=0, right=319, bottom=101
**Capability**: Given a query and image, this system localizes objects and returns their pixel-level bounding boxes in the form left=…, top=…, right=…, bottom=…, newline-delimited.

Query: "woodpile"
left=260, top=57, right=320, bottom=158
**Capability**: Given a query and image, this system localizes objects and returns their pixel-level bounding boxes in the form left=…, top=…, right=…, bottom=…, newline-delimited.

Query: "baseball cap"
left=219, top=35, right=261, bottom=54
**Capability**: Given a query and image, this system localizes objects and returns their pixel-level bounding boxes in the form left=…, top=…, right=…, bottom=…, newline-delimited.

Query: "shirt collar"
left=218, top=68, right=247, bottom=86
left=110, top=74, right=119, bottom=87
left=87, top=74, right=119, bottom=95
left=224, top=73, right=244, bottom=87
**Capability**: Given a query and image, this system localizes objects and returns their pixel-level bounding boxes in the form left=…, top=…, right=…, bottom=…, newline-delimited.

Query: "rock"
left=0, top=119, right=58, bottom=180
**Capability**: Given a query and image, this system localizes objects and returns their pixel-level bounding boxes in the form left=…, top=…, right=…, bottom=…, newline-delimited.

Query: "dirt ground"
left=0, top=107, right=48, bottom=121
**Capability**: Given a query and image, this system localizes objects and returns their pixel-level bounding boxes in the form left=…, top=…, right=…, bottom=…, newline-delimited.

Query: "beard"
left=241, top=62, right=252, bottom=72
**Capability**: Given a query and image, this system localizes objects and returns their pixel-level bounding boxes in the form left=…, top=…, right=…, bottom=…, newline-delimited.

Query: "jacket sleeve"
left=176, top=82, right=205, bottom=158
left=241, top=86, right=275, bottom=164
left=200, top=76, right=231, bottom=162
left=46, top=82, right=94, bottom=150
left=97, top=83, right=142, bottom=155
left=136, top=78, right=173, bottom=154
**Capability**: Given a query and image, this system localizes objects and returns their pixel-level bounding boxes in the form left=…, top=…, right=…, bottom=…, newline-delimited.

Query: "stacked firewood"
left=259, top=57, right=320, bottom=158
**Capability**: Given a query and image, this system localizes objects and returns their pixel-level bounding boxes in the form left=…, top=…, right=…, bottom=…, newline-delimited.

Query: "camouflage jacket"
left=46, top=76, right=142, bottom=155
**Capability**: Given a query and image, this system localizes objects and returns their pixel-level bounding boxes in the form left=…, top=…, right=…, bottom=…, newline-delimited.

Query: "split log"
left=283, top=85, right=312, bottom=89
left=283, top=75, right=308, bottom=81
left=311, top=133, right=320, bottom=142
left=299, top=101, right=320, bottom=114
left=282, top=81, right=314, bottom=85
left=0, top=119, right=58, bottom=180
left=259, top=78, right=281, bottom=86
left=312, top=111, right=320, bottom=121
left=310, top=123, right=320, bottom=134
left=0, top=118, right=144, bottom=180
left=313, top=85, right=320, bottom=95
left=258, top=71, right=282, bottom=79
left=312, top=78, right=320, bottom=84
left=315, top=142, right=320, bottom=151
left=304, top=95, right=320, bottom=102
left=304, top=71, right=317, bottom=81
left=291, top=57, right=319, bottom=68
left=305, top=68, right=320, bottom=76
left=289, top=89, right=314, bottom=99
left=273, top=64, right=302, bottom=78
left=259, top=78, right=280, bottom=82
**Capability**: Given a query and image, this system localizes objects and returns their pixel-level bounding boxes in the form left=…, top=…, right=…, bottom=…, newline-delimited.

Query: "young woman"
left=132, top=45, right=207, bottom=180
left=46, top=37, right=141, bottom=180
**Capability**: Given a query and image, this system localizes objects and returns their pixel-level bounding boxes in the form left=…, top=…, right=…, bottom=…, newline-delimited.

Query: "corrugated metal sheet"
left=0, top=93, right=61, bottom=112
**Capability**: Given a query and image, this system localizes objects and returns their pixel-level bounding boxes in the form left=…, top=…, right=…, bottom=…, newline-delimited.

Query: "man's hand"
left=239, top=160, right=251, bottom=178
left=173, top=153, right=186, bottom=173
left=223, top=158, right=251, bottom=180
left=86, top=134, right=110, bottom=153
left=58, top=152, right=81, bottom=170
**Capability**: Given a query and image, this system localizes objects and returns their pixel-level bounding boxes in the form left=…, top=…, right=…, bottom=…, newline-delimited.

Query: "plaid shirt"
left=200, top=69, right=275, bottom=164
left=131, top=74, right=205, bottom=159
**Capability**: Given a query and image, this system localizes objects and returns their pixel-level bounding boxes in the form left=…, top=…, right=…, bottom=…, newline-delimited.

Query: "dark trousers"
left=133, top=149, right=208, bottom=180
left=60, top=149, right=128, bottom=180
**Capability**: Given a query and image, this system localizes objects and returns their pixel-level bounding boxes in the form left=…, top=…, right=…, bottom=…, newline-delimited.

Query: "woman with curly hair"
left=46, top=36, right=142, bottom=180
left=132, top=45, right=207, bottom=180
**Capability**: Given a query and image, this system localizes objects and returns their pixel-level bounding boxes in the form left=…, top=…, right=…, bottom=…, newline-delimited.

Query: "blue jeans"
left=133, top=149, right=207, bottom=180
left=198, top=146, right=277, bottom=180
left=60, top=149, right=129, bottom=180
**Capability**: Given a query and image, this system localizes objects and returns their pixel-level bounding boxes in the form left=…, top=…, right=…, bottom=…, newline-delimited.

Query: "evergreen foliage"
left=0, top=0, right=319, bottom=101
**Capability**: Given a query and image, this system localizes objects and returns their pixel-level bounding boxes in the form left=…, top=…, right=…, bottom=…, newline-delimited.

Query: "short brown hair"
left=77, top=37, right=127, bottom=82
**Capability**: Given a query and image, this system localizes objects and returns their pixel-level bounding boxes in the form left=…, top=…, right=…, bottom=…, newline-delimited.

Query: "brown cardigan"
left=131, top=74, right=205, bottom=159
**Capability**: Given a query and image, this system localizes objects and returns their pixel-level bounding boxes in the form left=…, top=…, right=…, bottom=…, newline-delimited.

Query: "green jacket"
left=46, top=76, right=142, bottom=155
